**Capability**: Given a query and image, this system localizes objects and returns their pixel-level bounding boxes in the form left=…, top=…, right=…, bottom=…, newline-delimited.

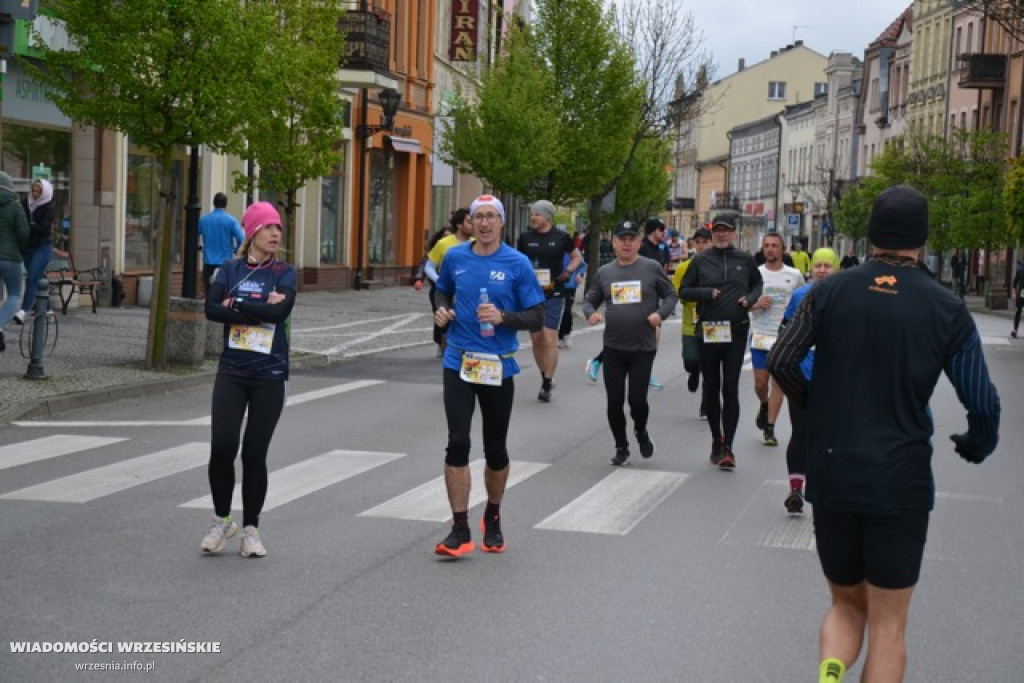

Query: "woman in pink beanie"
left=200, top=201, right=296, bottom=558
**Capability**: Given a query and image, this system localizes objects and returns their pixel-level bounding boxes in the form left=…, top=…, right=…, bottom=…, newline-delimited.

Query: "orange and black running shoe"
left=435, top=525, right=473, bottom=557
left=480, top=516, right=505, bottom=553
left=719, top=444, right=736, bottom=471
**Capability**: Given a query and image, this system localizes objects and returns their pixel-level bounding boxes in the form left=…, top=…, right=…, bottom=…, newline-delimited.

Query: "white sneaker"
left=13, top=310, right=25, bottom=325
left=240, top=526, right=266, bottom=558
left=200, top=516, right=238, bottom=554
left=558, top=337, right=571, bottom=349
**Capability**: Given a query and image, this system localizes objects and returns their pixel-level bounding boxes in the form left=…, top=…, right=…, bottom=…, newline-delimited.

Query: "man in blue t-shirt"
left=199, top=192, right=245, bottom=296
left=433, top=195, right=544, bottom=558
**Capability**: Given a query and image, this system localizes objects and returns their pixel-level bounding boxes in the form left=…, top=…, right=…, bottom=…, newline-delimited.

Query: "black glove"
left=950, top=433, right=986, bottom=464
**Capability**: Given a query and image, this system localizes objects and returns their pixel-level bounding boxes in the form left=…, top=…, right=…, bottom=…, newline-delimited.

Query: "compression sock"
left=819, top=657, right=845, bottom=682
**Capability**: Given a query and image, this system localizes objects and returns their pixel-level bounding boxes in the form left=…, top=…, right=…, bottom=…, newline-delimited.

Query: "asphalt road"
left=1, top=313, right=1021, bottom=682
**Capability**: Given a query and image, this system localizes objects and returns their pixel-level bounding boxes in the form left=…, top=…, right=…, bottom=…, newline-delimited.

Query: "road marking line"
left=0, top=443, right=208, bottom=503
left=535, top=469, right=689, bottom=535
left=324, top=314, right=423, bottom=355
left=980, top=336, right=1010, bottom=346
left=12, top=380, right=385, bottom=427
left=179, top=450, right=404, bottom=512
left=0, top=435, right=127, bottom=471
left=359, top=460, right=549, bottom=522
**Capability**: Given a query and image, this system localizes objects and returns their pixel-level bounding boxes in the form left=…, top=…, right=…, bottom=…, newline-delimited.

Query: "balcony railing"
left=712, top=192, right=741, bottom=212
left=958, top=53, right=1007, bottom=89
left=339, top=8, right=391, bottom=74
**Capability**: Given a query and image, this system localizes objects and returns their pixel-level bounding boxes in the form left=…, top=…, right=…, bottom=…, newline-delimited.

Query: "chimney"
left=738, top=58, right=745, bottom=72
left=770, top=50, right=778, bottom=58
left=795, top=40, right=804, bottom=47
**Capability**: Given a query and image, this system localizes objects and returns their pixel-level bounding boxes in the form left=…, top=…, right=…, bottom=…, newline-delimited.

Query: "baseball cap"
left=710, top=215, right=737, bottom=231
left=644, top=217, right=667, bottom=235
left=614, top=220, right=641, bottom=237
left=692, top=227, right=712, bottom=240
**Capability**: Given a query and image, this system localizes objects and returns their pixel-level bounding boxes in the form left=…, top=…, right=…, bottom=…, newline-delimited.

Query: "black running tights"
left=209, top=374, right=286, bottom=528
left=786, top=400, right=809, bottom=477
left=601, top=347, right=656, bottom=449
left=697, top=337, right=747, bottom=446
left=442, top=369, right=514, bottom=470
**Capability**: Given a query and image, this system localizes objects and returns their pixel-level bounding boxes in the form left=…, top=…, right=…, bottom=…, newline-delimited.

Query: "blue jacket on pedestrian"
left=198, top=208, right=245, bottom=266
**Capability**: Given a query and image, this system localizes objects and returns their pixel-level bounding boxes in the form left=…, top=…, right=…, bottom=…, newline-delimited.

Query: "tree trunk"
left=585, top=194, right=604, bottom=293
left=145, top=146, right=176, bottom=370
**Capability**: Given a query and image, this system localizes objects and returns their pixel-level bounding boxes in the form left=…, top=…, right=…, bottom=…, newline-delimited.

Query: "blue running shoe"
left=586, top=358, right=601, bottom=382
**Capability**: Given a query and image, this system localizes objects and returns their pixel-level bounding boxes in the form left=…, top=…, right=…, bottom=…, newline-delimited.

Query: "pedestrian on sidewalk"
left=198, top=192, right=245, bottom=297
left=583, top=220, right=677, bottom=466
left=15, top=178, right=55, bottom=324
left=432, top=195, right=544, bottom=557
left=200, top=201, right=297, bottom=558
left=768, top=185, right=1000, bottom=683
left=0, top=171, right=29, bottom=353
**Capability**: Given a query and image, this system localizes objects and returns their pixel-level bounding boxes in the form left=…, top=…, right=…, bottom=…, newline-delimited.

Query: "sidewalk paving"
left=0, top=286, right=438, bottom=423
left=0, top=286, right=1015, bottom=424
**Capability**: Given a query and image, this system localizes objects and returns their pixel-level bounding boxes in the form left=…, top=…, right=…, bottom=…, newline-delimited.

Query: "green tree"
left=227, top=0, right=349, bottom=253
left=611, top=136, right=672, bottom=224
left=439, top=29, right=562, bottom=199
left=30, top=0, right=273, bottom=369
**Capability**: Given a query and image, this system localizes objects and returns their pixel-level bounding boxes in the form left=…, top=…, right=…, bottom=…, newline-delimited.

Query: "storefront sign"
left=449, top=0, right=478, bottom=61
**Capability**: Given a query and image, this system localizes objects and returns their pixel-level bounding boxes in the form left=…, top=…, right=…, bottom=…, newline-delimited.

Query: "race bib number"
left=534, top=268, right=552, bottom=290
left=611, top=280, right=642, bottom=304
left=459, top=351, right=503, bottom=386
left=701, top=321, right=732, bottom=344
left=228, top=323, right=276, bottom=354
left=750, top=332, right=776, bottom=351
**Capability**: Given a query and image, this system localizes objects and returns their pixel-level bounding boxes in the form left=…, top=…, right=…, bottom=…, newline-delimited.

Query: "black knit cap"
left=868, top=185, right=929, bottom=249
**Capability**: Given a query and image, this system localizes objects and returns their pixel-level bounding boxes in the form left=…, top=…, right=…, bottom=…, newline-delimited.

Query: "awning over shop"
left=384, top=136, right=422, bottom=154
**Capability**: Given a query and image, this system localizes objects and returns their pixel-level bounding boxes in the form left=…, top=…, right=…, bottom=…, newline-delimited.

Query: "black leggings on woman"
left=209, top=374, right=286, bottom=528
left=697, top=336, right=747, bottom=446
left=786, top=400, right=809, bottom=479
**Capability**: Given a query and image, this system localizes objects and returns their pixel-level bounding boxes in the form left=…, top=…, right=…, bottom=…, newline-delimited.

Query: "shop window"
left=320, top=158, right=348, bottom=265
left=2, top=122, right=71, bottom=246
left=124, top=146, right=185, bottom=270
left=367, top=149, right=397, bottom=264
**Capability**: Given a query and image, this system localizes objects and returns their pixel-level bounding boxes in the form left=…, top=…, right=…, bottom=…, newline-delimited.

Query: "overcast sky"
left=690, top=0, right=910, bottom=80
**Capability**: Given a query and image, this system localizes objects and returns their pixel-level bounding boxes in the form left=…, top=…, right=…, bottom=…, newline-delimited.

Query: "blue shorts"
left=750, top=348, right=768, bottom=370
left=541, top=298, right=565, bottom=330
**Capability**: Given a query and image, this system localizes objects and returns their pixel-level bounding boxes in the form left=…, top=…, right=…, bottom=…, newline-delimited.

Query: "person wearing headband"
left=432, top=195, right=545, bottom=557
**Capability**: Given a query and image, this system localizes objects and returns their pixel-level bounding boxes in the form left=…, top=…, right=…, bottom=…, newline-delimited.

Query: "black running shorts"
left=812, top=507, right=930, bottom=590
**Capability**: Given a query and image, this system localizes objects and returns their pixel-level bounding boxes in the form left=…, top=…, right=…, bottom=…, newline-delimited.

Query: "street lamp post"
left=353, top=87, right=401, bottom=290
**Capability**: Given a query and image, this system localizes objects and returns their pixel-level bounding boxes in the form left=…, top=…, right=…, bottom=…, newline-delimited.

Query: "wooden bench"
left=44, top=249, right=104, bottom=314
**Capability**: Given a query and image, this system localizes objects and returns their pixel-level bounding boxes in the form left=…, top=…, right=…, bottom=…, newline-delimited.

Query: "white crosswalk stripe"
left=179, top=450, right=404, bottom=512
left=535, top=469, right=689, bottom=535
left=0, top=443, right=208, bottom=503
left=0, top=435, right=127, bottom=471
left=359, top=460, right=549, bottom=522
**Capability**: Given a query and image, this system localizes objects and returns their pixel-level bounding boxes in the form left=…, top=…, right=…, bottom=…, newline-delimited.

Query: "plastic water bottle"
left=478, top=287, right=495, bottom=337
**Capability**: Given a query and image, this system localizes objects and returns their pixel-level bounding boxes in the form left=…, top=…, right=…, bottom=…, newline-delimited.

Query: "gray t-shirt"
left=583, top=256, right=678, bottom=352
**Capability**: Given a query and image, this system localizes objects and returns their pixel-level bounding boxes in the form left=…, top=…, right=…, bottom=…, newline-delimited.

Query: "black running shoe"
left=709, top=438, right=724, bottom=466
left=784, top=489, right=804, bottom=514
left=538, top=384, right=552, bottom=402
left=610, top=447, right=630, bottom=467
left=636, top=431, right=655, bottom=459
left=755, top=402, right=769, bottom=431
left=480, top=516, right=505, bottom=553
left=687, top=371, right=699, bottom=393
left=763, top=424, right=778, bottom=447
left=435, top=524, right=473, bottom=557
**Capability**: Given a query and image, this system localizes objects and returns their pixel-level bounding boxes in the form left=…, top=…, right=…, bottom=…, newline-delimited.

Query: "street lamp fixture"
left=356, top=87, right=401, bottom=138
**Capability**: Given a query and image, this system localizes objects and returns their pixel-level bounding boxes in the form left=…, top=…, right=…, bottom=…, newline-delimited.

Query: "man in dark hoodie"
left=679, top=214, right=762, bottom=469
left=0, top=171, right=30, bottom=352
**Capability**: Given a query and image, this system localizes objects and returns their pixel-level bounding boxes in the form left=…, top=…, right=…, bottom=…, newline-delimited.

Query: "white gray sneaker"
left=200, top=516, right=238, bottom=554
left=240, top=526, right=266, bottom=558
left=13, top=310, right=25, bottom=325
